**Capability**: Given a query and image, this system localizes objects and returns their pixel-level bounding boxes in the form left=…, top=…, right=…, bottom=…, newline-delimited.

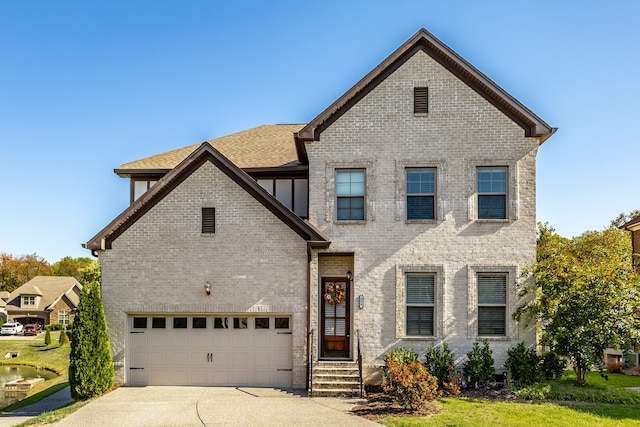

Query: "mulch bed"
left=351, top=384, right=516, bottom=421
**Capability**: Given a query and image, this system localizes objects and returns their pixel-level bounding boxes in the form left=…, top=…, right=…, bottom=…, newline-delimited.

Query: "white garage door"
left=128, top=315, right=292, bottom=387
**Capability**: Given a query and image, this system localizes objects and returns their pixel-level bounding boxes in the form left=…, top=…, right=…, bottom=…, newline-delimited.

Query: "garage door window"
left=192, top=317, right=207, bottom=329
left=234, top=317, right=248, bottom=329
left=173, top=318, right=187, bottom=329
left=255, top=318, right=269, bottom=329
left=152, top=317, right=166, bottom=329
left=133, top=317, right=147, bottom=329
left=275, top=318, right=289, bottom=329
left=214, top=317, right=229, bottom=329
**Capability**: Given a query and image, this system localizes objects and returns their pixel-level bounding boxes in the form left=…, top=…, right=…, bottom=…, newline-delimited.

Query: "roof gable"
left=85, top=142, right=329, bottom=251
left=295, top=28, right=555, bottom=161
left=6, top=276, right=82, bottom=311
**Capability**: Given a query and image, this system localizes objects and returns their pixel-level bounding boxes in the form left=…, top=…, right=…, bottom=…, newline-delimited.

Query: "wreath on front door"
left=324, top=283, right=346, bottom=306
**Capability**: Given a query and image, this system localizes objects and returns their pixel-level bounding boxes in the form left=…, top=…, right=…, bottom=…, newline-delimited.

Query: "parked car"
left=23, top=324, right=42, bottom=336
left=1, top=322, right=24, bottom=335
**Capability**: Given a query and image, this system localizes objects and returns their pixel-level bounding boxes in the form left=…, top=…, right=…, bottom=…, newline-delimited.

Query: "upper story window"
left=257, top=178, right=308, bottom=218
left=406, top=273, right=435, bottom=336
left=336, top=170, right=365, bottom=221
left=406, top=168, right=435, bottom=221
left=477, top=274, right=507, bottom=336
left=22, top=295, right=36, bottom=307
left=132, top=179, right=158, bottom=202
left=477, top=167, right=507, bottom=219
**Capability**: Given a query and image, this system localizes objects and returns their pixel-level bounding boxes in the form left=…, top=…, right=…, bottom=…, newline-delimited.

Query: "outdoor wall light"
left=204, top=282, right=212, bottom=296
left=358, top=294, right=364, bottom=309
left=346, top=270, right=353, bottom=282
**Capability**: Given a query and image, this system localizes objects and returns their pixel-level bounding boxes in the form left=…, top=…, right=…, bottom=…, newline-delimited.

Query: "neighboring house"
left=3, top=276, right=82, bottom=327
left=0, top=292, right=8, bottom=323
left=85, top=28, right=555, bottom=391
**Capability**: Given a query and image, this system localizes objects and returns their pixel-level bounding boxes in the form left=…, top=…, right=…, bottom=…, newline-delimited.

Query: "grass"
left=0, top=332, right=70, bottom=412
left=380, top=398, right=640, bottom=427
left=380, top=372, right=640, bottom=427
left=13, top=400, right=89, bottom=427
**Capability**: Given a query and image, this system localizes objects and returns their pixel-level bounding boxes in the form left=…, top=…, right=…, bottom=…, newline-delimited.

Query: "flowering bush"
left=383, top=350, right=439, bottom=409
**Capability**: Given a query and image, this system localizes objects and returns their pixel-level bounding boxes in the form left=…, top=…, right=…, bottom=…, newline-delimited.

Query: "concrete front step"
left=311, top=361, right=361, bottom=397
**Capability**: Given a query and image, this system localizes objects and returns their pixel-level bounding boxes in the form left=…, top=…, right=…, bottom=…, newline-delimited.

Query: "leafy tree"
left=0, top=253, right=53, bottom=292
left=610, top=210, right=640, bottom=228
left=52, top=257, right=97, bottom=282
left=69, top=281, right=114, bottom=400
left=77, top=262, right=101, bottom=285
left=514, top=223, right=640, bottom=386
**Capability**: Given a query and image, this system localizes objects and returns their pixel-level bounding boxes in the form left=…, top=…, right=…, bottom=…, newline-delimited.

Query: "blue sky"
left=1, top=1, right=638, bottom=263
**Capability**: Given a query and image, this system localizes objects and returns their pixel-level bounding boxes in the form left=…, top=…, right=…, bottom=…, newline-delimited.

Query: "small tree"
left=383, top=349, right=439, bottom=409
left=463, top=341, right=495, bottom=387
left=69, top=281, right=114, bottom=400
left=423, top=343, right=460, bottom=395
left=58, top=329, right=68, bottom=346
left=44, top=329, right=51, bottom=346
left=514, top=223, right=640, bottom=386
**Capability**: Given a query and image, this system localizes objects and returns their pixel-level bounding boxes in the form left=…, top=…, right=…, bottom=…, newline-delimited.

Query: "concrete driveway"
left=53, top=386, right=379, bottom=426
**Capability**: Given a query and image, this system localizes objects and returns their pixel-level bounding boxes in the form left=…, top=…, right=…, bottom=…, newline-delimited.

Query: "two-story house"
left=85, top=28, right=555, bottom=393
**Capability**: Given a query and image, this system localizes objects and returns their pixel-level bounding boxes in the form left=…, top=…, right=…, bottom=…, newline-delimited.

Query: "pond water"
left=0, top=365, right=57, bottom=408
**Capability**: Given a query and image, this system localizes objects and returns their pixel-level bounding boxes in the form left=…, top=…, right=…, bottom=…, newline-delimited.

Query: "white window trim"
left=467, top=160, right=518, bottom=222
left=325, top=161, right=375, bottom=223
left=467, top=265, right=517, bottom=341
left=396, top=264, right=444, bottom=340
left=21, top=295, right=37, bottom=307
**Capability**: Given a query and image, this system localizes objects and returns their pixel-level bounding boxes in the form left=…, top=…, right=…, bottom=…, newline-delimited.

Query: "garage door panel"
left=128, top=315, right=292, bottom=387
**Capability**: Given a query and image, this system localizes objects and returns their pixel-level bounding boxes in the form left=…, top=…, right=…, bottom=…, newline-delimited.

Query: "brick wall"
left=99, top=162, right=309, bottom=387
left=307, top=51, right=539, bottom=375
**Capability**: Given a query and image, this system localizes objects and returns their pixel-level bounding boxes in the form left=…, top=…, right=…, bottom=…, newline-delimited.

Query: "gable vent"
left=414, top=87, right=429, bottom=114
left=202, top=208, right=215, bottom=234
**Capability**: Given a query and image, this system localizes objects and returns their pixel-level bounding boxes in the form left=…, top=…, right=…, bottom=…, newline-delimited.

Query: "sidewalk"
left=0, top=386, right=73, bottom=427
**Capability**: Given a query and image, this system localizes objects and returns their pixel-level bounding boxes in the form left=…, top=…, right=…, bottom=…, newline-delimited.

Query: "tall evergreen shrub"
left=69, top=281, right=115, bottom=400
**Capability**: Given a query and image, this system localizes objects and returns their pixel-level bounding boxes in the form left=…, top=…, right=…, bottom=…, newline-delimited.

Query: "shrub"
left=383, top=351, right=439, bottom=409
left=46, top=323, right=64, bottom=331
left=505, top=342, right=541, bottom=386
left=463, top=341, right=495, bottom=387
left=44, top=329, right=51, bottom=346
left=423, top=343, right=460, bottom=395
left=385, top=347, right=419, bottom=364
left=58, top=329, right=68, bottom=346
left=540, top=351, right=566, bottom=380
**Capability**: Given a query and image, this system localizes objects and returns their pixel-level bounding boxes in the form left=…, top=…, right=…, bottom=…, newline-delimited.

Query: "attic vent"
left=414, top=87, right=429, bottom=114
left=202, top=208, right=215, bottom=234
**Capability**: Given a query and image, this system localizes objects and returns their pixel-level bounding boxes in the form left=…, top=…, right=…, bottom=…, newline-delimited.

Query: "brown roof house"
left=4, top=276, right=82, bottom=327
left=85, top=28, right=556, bottom=394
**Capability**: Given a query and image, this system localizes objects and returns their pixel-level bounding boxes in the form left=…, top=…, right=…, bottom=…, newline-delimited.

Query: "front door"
left=320, top=278, right=350, bottom=358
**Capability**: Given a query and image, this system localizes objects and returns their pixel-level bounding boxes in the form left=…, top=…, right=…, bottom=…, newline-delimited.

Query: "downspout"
left=306, top=243, right=312, bottom=393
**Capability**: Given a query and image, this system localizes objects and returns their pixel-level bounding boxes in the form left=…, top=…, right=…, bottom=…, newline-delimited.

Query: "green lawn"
left=380, top=372, right=640, bottom=427
left=0, top=333, right=70, bottom=406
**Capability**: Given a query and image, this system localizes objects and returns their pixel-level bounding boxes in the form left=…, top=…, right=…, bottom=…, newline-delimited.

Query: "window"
left=255, top=318, right=270, bottom=329
left=173, top=318, right=188, bottom=329
left=152, top=317, right=166, bottom=329
left=22, top=295, right=36, bottom=307
left=406, top=169, right=435, bottom=220
left=406, top=274, right=435, bottom=336
left=192, top=317, right=207, bottom=329
left=58, top=310, right=70, bottom=325
left=202, top=208, right=215, bottom=233
left=133, top=317, right=147, bottom=329
left=274, top=318, right=290, bottom=329
left=214, top=317, right=229, bottom=329
left=257, top=178, right=308, bottom=218
left=477, top=274, right=507, bottom=336
left=414, top=87, right=429, bottom=114
left=233, top=317, right=248, bottom=329
left=336, top=170, right=365, bottom=220
left=477, top=167, right=507, bottom=219
left=132, top=180, right=158, bottom=202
